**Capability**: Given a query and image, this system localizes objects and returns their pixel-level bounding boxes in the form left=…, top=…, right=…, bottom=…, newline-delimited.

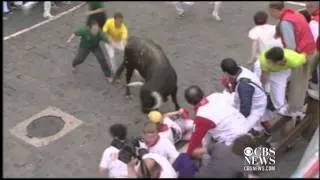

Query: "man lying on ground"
left=147, top=110, right=194, bottom=144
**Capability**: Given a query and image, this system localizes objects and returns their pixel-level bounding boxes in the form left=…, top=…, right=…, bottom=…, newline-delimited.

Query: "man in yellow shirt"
left=102, top=12, right=128, bottom=74
left=259, top=47, right=307, bottom=117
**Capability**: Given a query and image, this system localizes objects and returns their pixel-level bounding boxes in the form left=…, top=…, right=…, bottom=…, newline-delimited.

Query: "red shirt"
left=280, top=8, right=316, bottom=54
left=311, top=9, right=320, bottom=51
left=186, top=98, right=216, bottom=156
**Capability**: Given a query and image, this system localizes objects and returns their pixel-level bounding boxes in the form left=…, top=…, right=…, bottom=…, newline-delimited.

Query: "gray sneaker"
left=308, top=88, right=319, bottom=101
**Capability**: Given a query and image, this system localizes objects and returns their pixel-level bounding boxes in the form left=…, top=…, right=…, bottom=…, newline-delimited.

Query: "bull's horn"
left=151, top=91, right=163, bottom=110
left=126, top=81, right=144, bottom=87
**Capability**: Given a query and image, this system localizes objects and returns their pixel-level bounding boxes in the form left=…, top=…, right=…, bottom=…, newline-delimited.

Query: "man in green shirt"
left=67, top=20, right=112, bottom=82
left=259, top=47, right=307, bottom=116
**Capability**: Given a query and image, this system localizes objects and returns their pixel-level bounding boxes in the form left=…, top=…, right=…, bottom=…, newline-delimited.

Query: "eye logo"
left=244, top=147, right=253, bottom=156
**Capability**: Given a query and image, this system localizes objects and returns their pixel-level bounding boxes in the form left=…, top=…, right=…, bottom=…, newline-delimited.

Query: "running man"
left=170, top=2, right=195, bottom=17
left=67, top=20, right=112, bottom=82
left=102, top=12, right=128, bottom=74
left=169, top=1, right=222, bottom=21
left=22, top=1, right=53, bottom=19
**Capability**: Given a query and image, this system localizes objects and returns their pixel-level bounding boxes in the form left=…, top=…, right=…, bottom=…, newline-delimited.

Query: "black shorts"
left=86, top=12, right=107, bottom=29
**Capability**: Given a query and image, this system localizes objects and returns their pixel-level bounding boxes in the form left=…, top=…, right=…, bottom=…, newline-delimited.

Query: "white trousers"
left=23, top=1, right=51, bottom=15
left=14, top=1, right=23, bottom=6
left=209, top=1, right=222, bottom=15
left=104, top=39, right=125, bottom=73
left=268, top=70, right=291, bottom=109
left=3, top=1, right=9, bottom=13
left=253, top=59, right=291, bottom=109
left=171, top=2, right=195, bottom=13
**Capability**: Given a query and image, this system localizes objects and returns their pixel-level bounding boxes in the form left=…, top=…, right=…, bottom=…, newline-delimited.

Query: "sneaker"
left=43, top=13, right=54, bottom=19
left=307, top=88, right=319, bottom=101
left=72, top=67, right=76, bottom=73
left=106, top=77, right=113, bottom=83
left=183, top=2, right=195, bottom=6
left=22, top=4, right=32, bottom=15
left=291, top=111, right=306, bottom=121
left=277, top=105, right=291, bottom=117
left=177, top=10, right=185, bottom=17
left=309, top=82, right=319, bottom=91
left=212, top=11, right=222, bottom=21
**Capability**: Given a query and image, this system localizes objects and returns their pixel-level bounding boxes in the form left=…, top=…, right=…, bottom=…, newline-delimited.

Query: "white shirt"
left=99, top=146, right=128, bottom=178
left=142, top=153, right=178, bottom=178
left=140, top=136, right=180, bottom=164
left=309, top=20, right=319, bottom=41
left=248, top=24, right=283, bottom=54
left=197, top=92, right=249, bottom=146
left=234, top=67, right=267, bottom=114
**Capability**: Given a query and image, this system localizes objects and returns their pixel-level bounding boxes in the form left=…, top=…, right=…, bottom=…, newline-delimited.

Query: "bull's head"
left=127, top=81, right=163, bottom=113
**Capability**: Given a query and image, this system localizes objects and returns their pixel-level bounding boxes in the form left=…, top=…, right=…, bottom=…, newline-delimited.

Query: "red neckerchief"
left=279, top=8, right=295, bottom=20
left=158, top=124, right=169, bottom=132
left=311, top=9, right=320, bottom=22
left=146, top=135, right=160, bottom=148
left=193, top=97, right=209, bottom=111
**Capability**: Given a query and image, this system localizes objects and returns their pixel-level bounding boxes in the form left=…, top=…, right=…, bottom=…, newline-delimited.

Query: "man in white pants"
left=102, top=12, right=128, bottom=75
left=170, top=2, right=222, bottom=21
left=247, top=11, right=290, bottom=111
left=170, top=2, right=195, bottom=17
left=208, top=1, right=222, bottom=21
left=3, top=1, right=9, bottom=20
left=22, top=1, right=53, bottom=19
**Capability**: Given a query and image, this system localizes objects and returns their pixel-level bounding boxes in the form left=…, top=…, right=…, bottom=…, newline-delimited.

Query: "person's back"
left=234, top=67, right=267, bottom=114
left=99, top=146, right=128, bottom=178
left=99, top=124, right=129, bottom=178
left=198, top=92, right=249, bottom=145
left=194, top=143, right=244, bottom=178
left=142, top=153, right=178, bottom=178
left=260, top=47, right=307, bottom=72
left=250, top=24, right=283, bottom=53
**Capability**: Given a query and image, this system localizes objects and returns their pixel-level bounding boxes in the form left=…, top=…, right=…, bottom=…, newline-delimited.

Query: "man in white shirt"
left=248, top=11, right=284, bottom=77
left=140, top=121, right=180, bottom=164
left=140, top=122, right=198, bottom=178
left=99, top=124, right=128, bottom=178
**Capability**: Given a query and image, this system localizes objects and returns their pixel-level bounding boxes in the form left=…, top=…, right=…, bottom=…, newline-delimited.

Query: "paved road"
left=3, top=1, right=309, bottom=178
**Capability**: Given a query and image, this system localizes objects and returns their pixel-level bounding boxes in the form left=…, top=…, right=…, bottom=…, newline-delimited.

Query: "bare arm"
left=67, top=33, right=75, bottom=43
left=248, top=40, right=259, bottom=65
left=280, top=21, right=297, bottom=50
left=192, top=147, right=207, bottom=159
left=99, top=167, right=108, bottom=177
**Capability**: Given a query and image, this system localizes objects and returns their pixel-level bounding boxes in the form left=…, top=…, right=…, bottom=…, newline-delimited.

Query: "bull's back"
left=125, top=37, right=177, bottom=80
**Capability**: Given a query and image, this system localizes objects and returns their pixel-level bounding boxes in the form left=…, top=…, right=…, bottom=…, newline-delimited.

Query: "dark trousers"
left=72, top=45, right=111, bottom=77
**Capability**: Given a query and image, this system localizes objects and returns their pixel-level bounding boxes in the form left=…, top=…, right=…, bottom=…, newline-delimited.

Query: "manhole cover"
left=26, top=116, right=65, bottom=138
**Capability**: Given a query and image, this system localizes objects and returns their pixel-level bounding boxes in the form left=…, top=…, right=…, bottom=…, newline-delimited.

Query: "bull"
left=112, top=36, right=180, bottom=113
